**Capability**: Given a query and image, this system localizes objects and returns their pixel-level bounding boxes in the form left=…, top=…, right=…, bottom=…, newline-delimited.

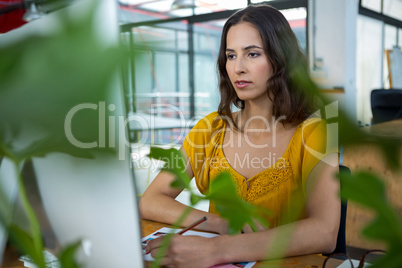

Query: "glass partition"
left=361, top=0, right=382, bottom=12
left=383, top=0, right=402, bottom=21
left=399, top=29, right=402, bottom=47
left=118, top=0, right=247, bottom=23
left=119, top=1, right=308, bottom=146
left=356, top=16, right=383, bottom=125
left=193, top=19, right=224, bottom=116
left=282, top=7, right=307, bottom=52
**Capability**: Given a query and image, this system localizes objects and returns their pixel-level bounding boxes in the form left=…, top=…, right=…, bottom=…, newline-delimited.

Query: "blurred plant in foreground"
left=0, top=0, right=127, bottom=267
left=0, top=0, right=400, bottom=267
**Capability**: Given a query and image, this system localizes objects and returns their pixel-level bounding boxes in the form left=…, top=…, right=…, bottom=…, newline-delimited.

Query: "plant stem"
left=151, top=206, right=193, bottom=268
left=14, top=160, right=45, bottom=267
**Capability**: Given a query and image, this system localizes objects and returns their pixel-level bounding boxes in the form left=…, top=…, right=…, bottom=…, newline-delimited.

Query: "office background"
left=115, top=0, right=402, bottom=252
left=117, top=0, right=402, bottom=143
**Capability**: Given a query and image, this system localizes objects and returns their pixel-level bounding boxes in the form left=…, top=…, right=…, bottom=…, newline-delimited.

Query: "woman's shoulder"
left=296, top=117, right=327, bottom=135
left=203, top=111, right=221, bottom=123
left=183, top=111, right=225, bottom=152
left=292, top=117, right=336, bottom=156
left=287, top=117, right=329, bottom=151
left=192, top=111, right=226, bottom=131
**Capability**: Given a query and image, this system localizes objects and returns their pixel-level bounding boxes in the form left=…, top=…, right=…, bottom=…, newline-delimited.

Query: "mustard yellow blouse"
left=183, top=112, right=338, bottom=228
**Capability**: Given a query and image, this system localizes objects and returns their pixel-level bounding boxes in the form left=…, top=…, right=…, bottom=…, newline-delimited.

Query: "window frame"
left=120, top=0, right=309, bottom=120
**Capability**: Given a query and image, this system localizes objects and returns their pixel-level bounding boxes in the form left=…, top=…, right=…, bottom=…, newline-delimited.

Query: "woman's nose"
left=234, top=58, right=246, bottom=74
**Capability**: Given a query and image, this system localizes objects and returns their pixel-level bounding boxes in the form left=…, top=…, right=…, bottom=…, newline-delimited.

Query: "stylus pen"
left=178, top=216, right=207, bottom=235
left=145, top=217, right=207, bottom=254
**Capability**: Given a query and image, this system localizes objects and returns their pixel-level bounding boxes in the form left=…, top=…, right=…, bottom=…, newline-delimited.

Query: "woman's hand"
left=145, top=235, right=220, bottom=268
left=213, top=216, right=230, bottom=235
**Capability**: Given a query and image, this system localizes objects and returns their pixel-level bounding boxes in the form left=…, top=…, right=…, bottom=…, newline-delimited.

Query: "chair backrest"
left=371, top=89, right=402, bottom=124
left=327, top=165, right=350, bottom=255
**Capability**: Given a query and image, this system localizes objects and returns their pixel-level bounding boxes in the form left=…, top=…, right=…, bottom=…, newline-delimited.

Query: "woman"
left=140, top=4, right=339, bottom=267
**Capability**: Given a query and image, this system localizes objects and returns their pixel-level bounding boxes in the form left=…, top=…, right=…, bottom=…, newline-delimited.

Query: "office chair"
left=371, top=89, right=402, bottom=124
left=324, top=165, right=350, bottom=256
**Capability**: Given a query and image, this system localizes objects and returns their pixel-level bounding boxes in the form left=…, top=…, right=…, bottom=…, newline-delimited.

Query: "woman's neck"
left=236, top=100, right=277, bottom=130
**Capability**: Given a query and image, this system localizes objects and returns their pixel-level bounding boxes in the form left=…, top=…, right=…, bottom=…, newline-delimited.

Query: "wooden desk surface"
left=141, top=219, right=336, bottom=268
left=2, top=220, right=336, bottom=268
left=365, top=118, right=402, bottom=140
left=1, top=246, right=24, bottom=268
left=343, top=118, right=402, bottom=250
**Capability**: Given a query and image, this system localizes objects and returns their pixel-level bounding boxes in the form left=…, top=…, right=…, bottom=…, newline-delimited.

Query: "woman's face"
left=225, top=22, right=273, bottom=105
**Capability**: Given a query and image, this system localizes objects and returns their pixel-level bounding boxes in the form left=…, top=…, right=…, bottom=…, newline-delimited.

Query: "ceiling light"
left=171, top=0, right=198, bottom=9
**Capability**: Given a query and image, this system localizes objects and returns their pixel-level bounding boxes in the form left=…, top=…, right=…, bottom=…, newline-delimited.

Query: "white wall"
left=309, top=0, right=359, bottom=121
left=356, top=16, right=383, bottom=125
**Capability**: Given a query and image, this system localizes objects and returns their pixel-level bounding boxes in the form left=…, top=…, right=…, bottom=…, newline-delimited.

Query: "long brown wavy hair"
left=217, top=4, right=318, bottom=128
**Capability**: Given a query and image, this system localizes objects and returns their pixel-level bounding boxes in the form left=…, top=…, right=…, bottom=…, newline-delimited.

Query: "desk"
left=2, top=220, right=338, bottom=268
left=365, top=118, right=402, bottom=140
left=1, top=246, right=23, bottom=268
left=343, top=119, right=402, bottom=250
left=141, top=219, right=336, bottom=268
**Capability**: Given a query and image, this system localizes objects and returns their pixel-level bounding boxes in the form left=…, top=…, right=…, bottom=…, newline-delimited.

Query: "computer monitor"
left=33, top=151, right=144, bottom=268
left=1, top=0, right=144, bottom=267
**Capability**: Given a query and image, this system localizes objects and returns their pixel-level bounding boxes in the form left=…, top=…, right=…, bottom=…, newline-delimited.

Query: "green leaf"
left=8, top=225, right=45, bottom=268
left=151, top=206, right=193, bottom=268
left=362, top=215, right=402, bottom=243
left=0, top=2, right=126, bottom=267
left=376, top=139, right=401, bottom=171
left=148, top=147, right=191, bottom=189
left=369, top=247, right=402, bottom=268
left=338, top=172, right=401, bottom=233
left=338, top=171, right=402, bottom=265
left=339, top=171, right=387, bottom=210
left=147, top=147, right=270, bottom=234
left=205, top=172, right=270, bottom=234
left=9, top=135, right=98, bottom=162
left=58, top=240, right=83, bottom=268
left=190, top=193, right=203, bottom=206
left=0, top=0, right=127, bottom=162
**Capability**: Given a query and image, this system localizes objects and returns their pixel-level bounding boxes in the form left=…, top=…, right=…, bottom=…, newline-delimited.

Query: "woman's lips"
left=235, top=81, right=251, bottom=88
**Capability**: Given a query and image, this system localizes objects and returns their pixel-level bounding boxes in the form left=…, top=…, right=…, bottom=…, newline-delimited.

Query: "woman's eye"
left=249, top=52, right=260, bottom=58
left=226, top=54, right=236, bottom=60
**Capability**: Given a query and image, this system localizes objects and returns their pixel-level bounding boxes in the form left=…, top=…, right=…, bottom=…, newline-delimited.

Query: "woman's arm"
left=146, top=153, right=340, bottom=267
left=139, top=147, right=228, bottom=234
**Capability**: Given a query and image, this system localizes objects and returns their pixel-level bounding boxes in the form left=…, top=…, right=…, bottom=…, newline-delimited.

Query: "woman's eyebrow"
left=244, top=45, right=263, bottom=50
left=225, top=45, right=263, bottom=52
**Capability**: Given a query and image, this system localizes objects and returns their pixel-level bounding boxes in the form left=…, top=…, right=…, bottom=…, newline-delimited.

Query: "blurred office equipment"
left=33, top=150, right=144, bottom=267
left=371, top=89, right=402, bottom=124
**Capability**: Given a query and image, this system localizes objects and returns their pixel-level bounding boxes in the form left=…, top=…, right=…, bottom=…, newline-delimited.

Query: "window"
left=361, top=0, right=382, bottom=12
left=383, top=0, right=402, bottom=21
left=119, top=0, right=308, bottom=145
left=383, top=24, right=398, bottom=88
left=356, top=0, right=402, bottom=124
left=356, top=16, right=383, bottom=124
